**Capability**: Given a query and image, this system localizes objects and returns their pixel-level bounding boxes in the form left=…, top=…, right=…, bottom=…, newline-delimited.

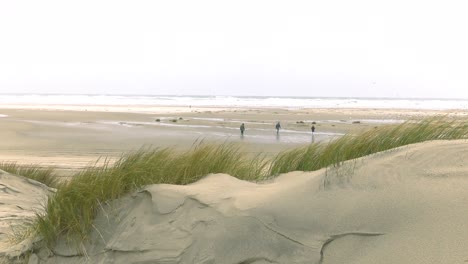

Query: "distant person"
left=311, top=124, right=316, bottom=143
left=240, top=123, right=245, bottom=136
left=275, top=122, right=281, bottom=134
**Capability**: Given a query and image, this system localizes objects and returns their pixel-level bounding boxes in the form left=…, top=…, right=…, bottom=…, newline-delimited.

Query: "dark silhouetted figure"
left=240, top=123, right=245, bottom=136
left=311, top=124, right=316, bottom=143
left=275, top=122, right=281, bottom=134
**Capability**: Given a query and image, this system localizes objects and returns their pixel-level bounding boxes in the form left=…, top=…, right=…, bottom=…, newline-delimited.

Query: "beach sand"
left=18, top=139, right=468, bottom=264
left=1, top=106, right=461, bottom=176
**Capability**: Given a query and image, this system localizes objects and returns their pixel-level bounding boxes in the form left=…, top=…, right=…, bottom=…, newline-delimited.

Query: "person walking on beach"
left=275, top=122, right=281, bottom=134
left=240, top=123, right=245, bottom=136
left=311, top=124, right=316, bottom=143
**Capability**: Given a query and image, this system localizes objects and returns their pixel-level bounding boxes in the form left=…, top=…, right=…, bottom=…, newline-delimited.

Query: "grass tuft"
left=268, top=117, right=468, bottom=174
left=0, top=162, right=61, bottom=188
left=35, top=143, right=269, bottom=247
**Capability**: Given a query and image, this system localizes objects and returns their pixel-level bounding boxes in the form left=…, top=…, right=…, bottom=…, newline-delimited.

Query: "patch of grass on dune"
left=35, top=143, right=269, bottom=248
left=0, top=162, right=61, bottom=188
left=268, top=117, right=468, bottom=175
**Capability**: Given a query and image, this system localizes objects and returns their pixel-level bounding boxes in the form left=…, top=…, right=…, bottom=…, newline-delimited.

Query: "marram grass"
left=0, top=162, right=61, bottom=188
left=35, top=143, right=269, bottom=248
left=269, top=117, right=468, bottom=174
left=3, top=117, right=468, bottom=250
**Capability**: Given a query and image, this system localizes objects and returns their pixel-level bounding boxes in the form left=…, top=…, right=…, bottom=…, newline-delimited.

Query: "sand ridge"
left=31, top=140, right=468, bottom=264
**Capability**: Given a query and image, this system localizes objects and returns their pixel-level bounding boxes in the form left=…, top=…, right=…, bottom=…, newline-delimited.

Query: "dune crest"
left=31, top=140, right=468, bottom=263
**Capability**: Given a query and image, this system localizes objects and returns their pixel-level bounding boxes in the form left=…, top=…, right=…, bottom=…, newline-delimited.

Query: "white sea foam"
left=0, top=94, right=467, bottom=110
left=0, top=114, right=7, bottom=118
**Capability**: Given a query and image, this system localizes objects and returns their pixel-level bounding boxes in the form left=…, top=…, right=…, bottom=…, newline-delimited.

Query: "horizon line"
left=1, top=93, right=468, bottom=101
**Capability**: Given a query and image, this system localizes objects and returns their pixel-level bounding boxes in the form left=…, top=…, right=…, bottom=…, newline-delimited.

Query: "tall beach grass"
left=35, top=143, right=268, bottom=248
left=0, top=162, right=61, bottom=188
left=269, top=117, right=468, bottom=174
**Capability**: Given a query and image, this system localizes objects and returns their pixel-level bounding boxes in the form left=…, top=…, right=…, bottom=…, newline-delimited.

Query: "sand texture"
left=0, top=170, right=53, bottom=263
left=30, top=140, right=468, bottom=264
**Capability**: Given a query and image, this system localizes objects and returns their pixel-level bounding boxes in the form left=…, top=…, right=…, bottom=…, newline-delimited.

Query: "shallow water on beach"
left=99, top=119, right=342, bottom=143
left=17, top=118, right=338, bottom=148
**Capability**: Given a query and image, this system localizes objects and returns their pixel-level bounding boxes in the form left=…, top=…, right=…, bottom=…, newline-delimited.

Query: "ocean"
left=0, top=94, right=467, bottom=110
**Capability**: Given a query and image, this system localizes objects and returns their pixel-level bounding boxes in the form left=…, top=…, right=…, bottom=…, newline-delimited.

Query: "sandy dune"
left=26, top=139, right=468, bottom=264
left=0, top=170, right=53, bottom=263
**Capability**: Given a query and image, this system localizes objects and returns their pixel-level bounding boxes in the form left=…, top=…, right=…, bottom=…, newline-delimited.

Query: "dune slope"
left=41, top=140, right=468, bottom=263
left=0, top=170, right=53, bottom=263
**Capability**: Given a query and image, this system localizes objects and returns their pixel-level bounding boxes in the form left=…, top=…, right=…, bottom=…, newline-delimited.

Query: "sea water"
left=0, top=94, right=467, bottom=110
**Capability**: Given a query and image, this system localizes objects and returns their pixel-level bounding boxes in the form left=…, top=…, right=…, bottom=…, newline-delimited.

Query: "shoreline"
left=2, top=103, right=468, bottom=114
left=2, top=94, right=468, bottom=111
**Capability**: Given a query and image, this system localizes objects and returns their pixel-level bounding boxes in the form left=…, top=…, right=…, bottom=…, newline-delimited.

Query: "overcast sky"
left=0, top=1, right=467, bottom=98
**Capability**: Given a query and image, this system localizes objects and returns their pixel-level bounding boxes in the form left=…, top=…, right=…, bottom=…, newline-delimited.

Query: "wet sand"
left=0, top=106, right=465, bottom=176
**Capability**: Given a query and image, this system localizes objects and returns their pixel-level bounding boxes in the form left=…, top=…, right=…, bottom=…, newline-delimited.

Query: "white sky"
left=0, top=0, right=467, bottom=98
